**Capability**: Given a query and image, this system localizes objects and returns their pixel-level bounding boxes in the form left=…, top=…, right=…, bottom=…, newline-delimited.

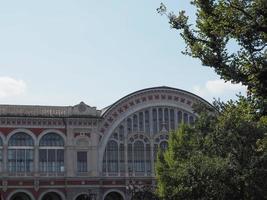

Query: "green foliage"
left=156, top=98, right=267, bottom=200
left=157, top=0, right=267, bottom=115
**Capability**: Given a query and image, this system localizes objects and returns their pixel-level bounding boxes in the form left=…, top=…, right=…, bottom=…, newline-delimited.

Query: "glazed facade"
left=0, top=87, right=210, bottom=200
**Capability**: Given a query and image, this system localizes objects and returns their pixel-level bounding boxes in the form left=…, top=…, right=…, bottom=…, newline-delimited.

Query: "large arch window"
left=103, top=140, right=118, bottom=173
left=39, top=133, right=64, bottom=173
left=102, top=106, right=197, bottom=177
left=103, top=129, right=125, bottom=175
left=128, top=134, right=151, bottom=175
left=8, top=132, right=34, bottom=173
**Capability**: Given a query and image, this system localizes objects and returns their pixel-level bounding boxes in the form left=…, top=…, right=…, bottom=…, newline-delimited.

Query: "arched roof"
left=101, top=86, right=212, bottom=117
left=99, top=86, right=212, bottom=135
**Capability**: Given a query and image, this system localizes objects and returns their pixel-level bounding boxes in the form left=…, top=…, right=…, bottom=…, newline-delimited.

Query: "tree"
left=156, top=98, right=267, bottom=199
left=157, top=0, right=267, bottom=115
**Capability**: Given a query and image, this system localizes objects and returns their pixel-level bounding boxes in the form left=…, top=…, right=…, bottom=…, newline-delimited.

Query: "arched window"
left=106, top=140, right=118, bottom=172
left=39, top=133, right=64, bottom=173
left=8, top=132, right=34, bottom=173
left=134, top=141, right=145, bottom=172
left=127, top=134, right=151, bottom=175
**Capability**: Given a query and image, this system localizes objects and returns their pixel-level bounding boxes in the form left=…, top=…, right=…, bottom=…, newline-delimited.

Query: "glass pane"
left=9, top=133, right=33, bottom=146
left=160, top=141, right=168, bottom=151
left=39, top=149, right=47, bottom=172
left=158, top=108, right=163, bottom=131
left=139, top=112, right=144, bottom=132
left=145, top=110, right=150, bottom=133
left=164, top=108, right=169, bottom=131
left=107, top=140, right=118, bottom=172
left=170, top=109, right=175, bottom=130
left=133, top=115, right=138, bottom=132
left=134, top=141, right=145, bottom=172
left=184, top=113, right=188, bottom=124
left=40, top=133, right=64, bottom=146
left=119, top=144, right=125, bottom=172
left=177, top=111, right=182, bottom=125
left=127, top=118, right=132, bottom=133
left=128, top=144, right=133, bottom=172
left=152, top=109, right=158, bottom=134
left=8, top=149, right=16, bottom=172
left=119, top=126, right=124, bottom=141
left=77, top=151, right=87, bottom=172
left=189, top=115, right=194, bottom=125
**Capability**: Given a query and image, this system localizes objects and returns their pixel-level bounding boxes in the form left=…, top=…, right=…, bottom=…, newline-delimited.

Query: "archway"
left=10, top=192, right=32, bottom=200
left=104, top=192, right=124, bottom=200
left=41, top=192, right=62, bottom=200
left=75, top=194, right=90, bottom=200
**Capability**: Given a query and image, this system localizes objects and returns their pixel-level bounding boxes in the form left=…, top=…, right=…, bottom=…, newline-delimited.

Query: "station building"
left=0, top=86, right=211, bottom=200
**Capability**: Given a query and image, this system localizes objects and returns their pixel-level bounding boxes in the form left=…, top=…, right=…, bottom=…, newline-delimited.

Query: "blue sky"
left=0, top=0, right=246, bottom=109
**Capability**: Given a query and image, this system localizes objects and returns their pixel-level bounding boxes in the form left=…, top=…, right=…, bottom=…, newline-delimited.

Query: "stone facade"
left=0, top=87, right=211, bottom=200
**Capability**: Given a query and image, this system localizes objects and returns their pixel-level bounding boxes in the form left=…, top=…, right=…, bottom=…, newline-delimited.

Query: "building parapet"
left=0, top=102, right=101, bottom=117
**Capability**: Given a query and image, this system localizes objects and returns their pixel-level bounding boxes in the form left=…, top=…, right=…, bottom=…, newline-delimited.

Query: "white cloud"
left=0, top=77, right=27, bottom=98
left=193, top=79, right=247, bottom=101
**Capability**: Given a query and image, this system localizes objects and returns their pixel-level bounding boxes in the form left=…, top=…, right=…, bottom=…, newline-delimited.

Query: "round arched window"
left=8, top=132, right=34, bottom=173
left=39, top=133, right=64, bottom=173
